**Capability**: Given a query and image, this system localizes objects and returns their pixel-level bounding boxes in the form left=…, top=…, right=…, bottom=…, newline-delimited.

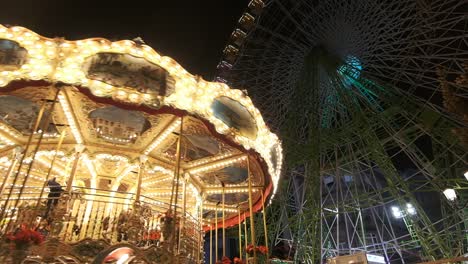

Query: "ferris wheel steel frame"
left=215, top=0, right=468, bottom=263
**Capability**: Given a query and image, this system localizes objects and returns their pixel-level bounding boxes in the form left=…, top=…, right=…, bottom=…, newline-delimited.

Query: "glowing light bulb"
left=406, top=203, right=416, bottom=215
left=443, top=188, right=457, bottom=201
left=391, top=206, right=403, bottom=219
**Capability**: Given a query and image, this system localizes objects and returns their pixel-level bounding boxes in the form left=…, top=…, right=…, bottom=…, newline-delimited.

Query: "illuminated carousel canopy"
left=0, top=25, right=282, bottom=263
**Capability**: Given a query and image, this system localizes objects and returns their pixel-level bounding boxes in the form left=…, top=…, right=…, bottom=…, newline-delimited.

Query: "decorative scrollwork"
left=71, top=239, right=108, bottom=262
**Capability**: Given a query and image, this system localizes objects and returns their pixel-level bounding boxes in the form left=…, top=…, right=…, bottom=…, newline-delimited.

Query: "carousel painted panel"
left=84, top=52, right=176, bottom=96
left=0, top=39, right=28, bottom=70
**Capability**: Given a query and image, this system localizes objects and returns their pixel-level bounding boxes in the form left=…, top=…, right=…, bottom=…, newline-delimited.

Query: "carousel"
left=0, top=25, right=282, bottom=263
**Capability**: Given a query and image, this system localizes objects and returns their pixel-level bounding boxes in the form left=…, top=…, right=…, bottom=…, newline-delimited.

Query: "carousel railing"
left=0, top=185, right=203, bottom=259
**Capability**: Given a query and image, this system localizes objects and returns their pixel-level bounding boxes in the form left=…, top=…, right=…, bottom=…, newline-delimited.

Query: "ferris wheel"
left=216, top=0, right=467, bottom=263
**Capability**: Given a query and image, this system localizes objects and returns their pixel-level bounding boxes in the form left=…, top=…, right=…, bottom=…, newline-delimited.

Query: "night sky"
left=0, top=0, right=249, bottom=80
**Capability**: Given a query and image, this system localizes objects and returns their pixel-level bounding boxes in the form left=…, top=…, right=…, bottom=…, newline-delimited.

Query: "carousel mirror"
left=211, top=96, right=258, bottom=139
left=0, top=39, right=28, bottom=70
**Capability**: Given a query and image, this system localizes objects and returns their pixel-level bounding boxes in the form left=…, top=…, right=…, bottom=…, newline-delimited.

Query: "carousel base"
left=0, top=190, right=202, bottom=263
left=0, top=238, right=194, bottom=263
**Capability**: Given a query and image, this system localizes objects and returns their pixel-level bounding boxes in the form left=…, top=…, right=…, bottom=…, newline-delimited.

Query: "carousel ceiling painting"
left=0, top=25, right=282, bottom=264
left=0, top=95, right=58, bottom=135
left=89, top=106, right=151, bottom=144
left=206, top=193, right=249, bottom=205
left=183, top=134, right=220, bottom=160
left=0, top=95, right=41, bottom=133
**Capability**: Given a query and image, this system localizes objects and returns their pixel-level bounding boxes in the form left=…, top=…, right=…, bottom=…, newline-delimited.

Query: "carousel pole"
left=247, top=156, right=257, bottom=264
left=61, top=143, right=85, bottom=239
left=15, top=87, right=61, bottom=206
left=66, top=145, right=85, bottom=195
left=170, top=116, right=183, bottom=256
left=261, top=191, right=269, bottom=262
left=215, top=203, right=218, bottom=262
left=35, top=129, right=66, bottom=209
left=33, top=129, right=66, bottom=230
left=0, top=146, right=22, bottom=199
left=0, top=147, right=22, bottom=231
left=0, top=101, right=46, bottom=225
left=210, top=224, right=213, bottom=264
left=197, top=199, right=203, bottom=264
left=243, top=212, right=248, bottom=261
left=134, top=155, right=148, bottom=203
left=178, top=176, right=187, bottom=254
left=222, top=185, right=226, bottom=257
left=238, top=209, right=242, bottom=260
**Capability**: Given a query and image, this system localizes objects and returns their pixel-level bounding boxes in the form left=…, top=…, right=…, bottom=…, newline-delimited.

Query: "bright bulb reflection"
left=464, top=170, right=468, bottom=181
left=116, top=254, right=129, bottom=264
left=391, top=203, right=417, bottom=219
left=406, top=203, right=416, bottom=215
left=443, top=188, right=457, bottom=201
left=391, top=206, right=403, bottom=218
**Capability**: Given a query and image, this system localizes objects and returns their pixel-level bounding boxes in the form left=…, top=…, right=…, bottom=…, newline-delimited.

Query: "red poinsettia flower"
left=257, top=245, right=268, bottom=255
left=6, top=226, right=44, bottom=248
left=245, top=244, right=268, bottom=255
left=221, top=256, right=232, bottom=264
left=246, top=244, right=255, bottom=254
left=233, top=257, right=245, bottom=264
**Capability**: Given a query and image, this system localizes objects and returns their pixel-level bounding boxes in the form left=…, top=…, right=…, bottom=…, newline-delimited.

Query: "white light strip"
left=143, top=119, right=181, bottom=155
left=187, top=152, right=238, bottom=167
left=188, top=155, right=247, bottom=174
left=0, top=123, right=20, bottom=143
left=142, top=165, right=174, bottom=187
left=0, top=164, right=46, bottom=182
left=146, top=192, right=175, bottom=196
left=205, top=188, right=255, bottom=194
left=106, top=164, right=136, bottom=214
left=96, top=153, right=128, bottom=162
left=35, top=156, right=67, bottom=179
left=82, top=154, right=97, bottom=189
left=145, top=165, right=173, bottom=175
left=142, top=176, right=172, bottom=187
left=58, top=93, right=83, bottom=144
left=97, top=130, right=135, bottom=143
left=123, top=185, right=136, bottom=211
left=110, top=165, right=136, bottom=191
left=82, top=154, right=96, bottom=222
left=203, top=206, right=238, bottom=213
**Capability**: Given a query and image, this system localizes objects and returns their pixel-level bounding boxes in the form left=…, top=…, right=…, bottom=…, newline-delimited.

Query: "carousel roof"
left=0, top=25, right=282, bottom=228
